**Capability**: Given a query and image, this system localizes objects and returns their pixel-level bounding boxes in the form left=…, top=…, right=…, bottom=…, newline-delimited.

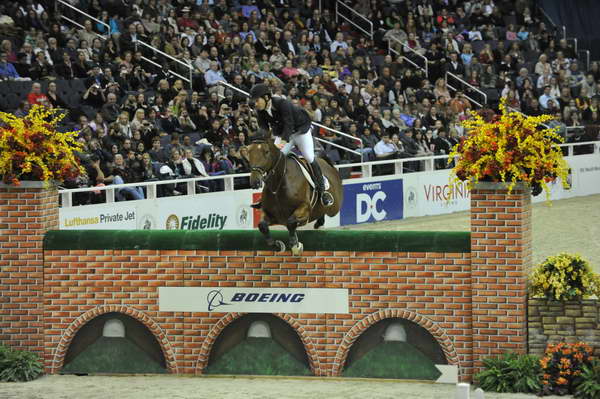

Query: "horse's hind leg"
left=258, top=219, right=285, bottom=252
left=314, top=216, right=325, bottom=229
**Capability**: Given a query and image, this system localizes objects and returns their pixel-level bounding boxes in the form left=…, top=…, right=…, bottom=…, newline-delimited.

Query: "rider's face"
left=254, top=96, right=267, bottom=111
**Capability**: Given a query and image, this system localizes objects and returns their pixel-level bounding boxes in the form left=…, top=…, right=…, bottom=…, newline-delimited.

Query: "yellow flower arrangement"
left=449, top=98, right=570, bottom=198
left=0, top=105, right=83, bottom=186
left=529, top=253, right=600, bottom=301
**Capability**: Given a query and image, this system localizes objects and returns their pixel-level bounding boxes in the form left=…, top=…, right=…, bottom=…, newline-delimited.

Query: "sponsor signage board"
left=340, top=179, right=403, bottom=225
left=159, top=287, right=349, bottom=314
left=156, top=193, right=252, bottom=231
left=60, top=190, right=254, bottom=230
left=60, top=204, right=137, bottom=230
left=402, top=171, right=470, bottom=218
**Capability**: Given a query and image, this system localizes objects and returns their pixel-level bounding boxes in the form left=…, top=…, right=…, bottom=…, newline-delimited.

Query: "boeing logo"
left=206, top=291, right=305, bottom=311
left=207, top=290, right=230, bottom=311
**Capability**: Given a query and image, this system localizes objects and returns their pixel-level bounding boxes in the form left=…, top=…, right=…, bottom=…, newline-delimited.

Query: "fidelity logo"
left=165, top=214, right=228, bottom=230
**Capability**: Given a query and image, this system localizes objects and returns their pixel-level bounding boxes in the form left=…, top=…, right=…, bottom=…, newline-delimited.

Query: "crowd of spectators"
left=0, top=0, right=598, bottom=204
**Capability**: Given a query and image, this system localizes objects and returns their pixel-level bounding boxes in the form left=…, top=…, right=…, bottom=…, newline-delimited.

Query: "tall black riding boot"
left=311, top=160, right=334, bottom=206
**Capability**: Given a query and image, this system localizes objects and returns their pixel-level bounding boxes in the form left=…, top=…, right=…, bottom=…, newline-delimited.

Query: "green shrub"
left=475, top=353, right=541, bottom=393
left=575, top=359, right=600, bottom=399
left=0, top=345, right=43, bottom=382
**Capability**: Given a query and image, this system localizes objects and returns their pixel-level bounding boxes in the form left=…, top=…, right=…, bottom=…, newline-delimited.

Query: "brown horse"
left=247, top=129, right=343, bottom=255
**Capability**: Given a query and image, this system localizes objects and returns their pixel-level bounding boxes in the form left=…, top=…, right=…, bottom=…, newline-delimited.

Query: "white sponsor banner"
left=59, top=189, right=255, bottom=230
left=403, top=171, right=470, bottom=218
left=60, top=203, right=137, bottom=230
left=150, top=190, right=254, bottom=230
left=563, top=154, right=600, bottom=198
left=159, top=287, right=349, bottom=314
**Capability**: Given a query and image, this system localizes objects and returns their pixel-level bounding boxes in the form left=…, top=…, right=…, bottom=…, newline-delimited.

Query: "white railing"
left=218, top=81, right=363, bottom=158
left=445, top=71, right=487, bottom=107
left=57, top=0, right=111, bottom=37
left=59, top=140, right=600, bottom=208
left=335, top=0, right=373, bottom=40
left=134, top=39, right=193, bottom=90
left=387, top=37, right=428, bottom=78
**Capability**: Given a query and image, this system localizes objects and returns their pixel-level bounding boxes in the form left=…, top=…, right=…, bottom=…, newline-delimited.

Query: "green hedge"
left=44, top=230, right=470, bottom=253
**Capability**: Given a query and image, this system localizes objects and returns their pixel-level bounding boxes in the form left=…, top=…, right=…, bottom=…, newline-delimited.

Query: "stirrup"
left=321, top=191, right=334, bottom=206
left=251, top=201, right=262, bottom=209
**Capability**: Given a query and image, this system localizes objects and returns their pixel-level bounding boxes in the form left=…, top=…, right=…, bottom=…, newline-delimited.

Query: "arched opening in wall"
left=61, top=312, right=167, bottom=374
left=342, top=318, right=447, bottom=380
left=204, top=314, right=311, bottom=376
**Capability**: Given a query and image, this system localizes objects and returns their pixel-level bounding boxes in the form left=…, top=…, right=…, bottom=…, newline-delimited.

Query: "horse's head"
left=246, top=128, right=279, bottom=190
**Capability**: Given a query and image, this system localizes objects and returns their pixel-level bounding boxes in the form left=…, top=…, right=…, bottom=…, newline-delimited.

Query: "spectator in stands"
left=182, top=148, right=210, bottom=192
left=101, top=92, right=120, bottom=124
left=539, top=85, right=558, bottom=110
left=204, top=60, right=225, bottom=96
left=27, top=82, right=47, bottom=105
left=0, top=51, right=18, bottom=80
left=111, top=153, right=145, bottom=201
left=45, top=81, right=67, bottom=109
left=373, top=133, right=399, bottom=171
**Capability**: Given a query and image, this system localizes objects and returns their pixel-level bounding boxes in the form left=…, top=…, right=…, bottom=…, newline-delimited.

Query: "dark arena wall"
left=0, top=182, right=532, bottom=381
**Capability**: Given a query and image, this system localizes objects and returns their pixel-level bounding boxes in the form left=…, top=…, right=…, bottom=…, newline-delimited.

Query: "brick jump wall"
left=0, top=182, right=533, bottom=382
left=0, top=182, right=59, bottom=353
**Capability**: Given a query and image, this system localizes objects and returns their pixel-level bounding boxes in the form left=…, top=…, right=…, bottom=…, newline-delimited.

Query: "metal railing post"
left=61, top=192, right=72, bottom=208
left=57, top=0, right=111, bottom=36
left=134, top=39, right=193, bottom=90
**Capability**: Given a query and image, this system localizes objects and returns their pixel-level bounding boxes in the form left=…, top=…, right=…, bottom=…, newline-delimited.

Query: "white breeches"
left=280, top=127, right=315, bottom=163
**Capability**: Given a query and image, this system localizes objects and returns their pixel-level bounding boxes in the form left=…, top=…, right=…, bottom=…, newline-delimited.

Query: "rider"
left=248, top=83, right=334, bottom=207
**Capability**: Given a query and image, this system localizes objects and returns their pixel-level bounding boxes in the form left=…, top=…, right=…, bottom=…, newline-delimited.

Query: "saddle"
left=287, top=153, right=330, bottom=191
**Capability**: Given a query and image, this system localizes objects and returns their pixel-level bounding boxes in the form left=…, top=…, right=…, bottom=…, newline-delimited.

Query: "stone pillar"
left=470, top=182, right=532, bottom=370
left=0, top=181, right=59, bottom=356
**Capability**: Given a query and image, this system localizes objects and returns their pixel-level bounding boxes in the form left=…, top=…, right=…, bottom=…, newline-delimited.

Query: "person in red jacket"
left=27, top=82, right=48, bottom=106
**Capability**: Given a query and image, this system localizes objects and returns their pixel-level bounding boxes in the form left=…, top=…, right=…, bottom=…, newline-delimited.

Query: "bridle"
left=249, top=138, right=286, bottom=195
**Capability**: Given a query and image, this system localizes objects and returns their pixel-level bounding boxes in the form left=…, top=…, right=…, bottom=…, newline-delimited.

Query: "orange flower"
left=560, top=357, right=571, bottom=368
left=556, top=377, right=568, bottom=385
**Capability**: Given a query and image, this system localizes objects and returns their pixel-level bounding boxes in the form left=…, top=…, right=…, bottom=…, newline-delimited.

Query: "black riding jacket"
left=256, top=97, right=312, bottom=140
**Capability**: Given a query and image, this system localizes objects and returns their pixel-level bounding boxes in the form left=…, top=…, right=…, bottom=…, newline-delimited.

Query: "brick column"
left=470, top=182, right=532, bottom=370
left=0, top=181, right=58, bottom=356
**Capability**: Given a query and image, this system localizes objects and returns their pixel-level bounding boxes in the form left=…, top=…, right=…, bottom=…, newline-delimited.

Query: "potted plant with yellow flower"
left=0, top=105, right=83, bottom=187
left=449, top=99, right=570, bottom=198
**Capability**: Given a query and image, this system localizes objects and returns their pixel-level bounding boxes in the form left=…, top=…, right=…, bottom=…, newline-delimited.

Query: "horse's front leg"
left=288, top=203, right=310, bottom=256
left=258, top=213, right=285, bottom=252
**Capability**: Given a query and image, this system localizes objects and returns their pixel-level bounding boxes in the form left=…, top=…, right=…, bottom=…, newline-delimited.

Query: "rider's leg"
left=294, top=131, right=334, bottom=206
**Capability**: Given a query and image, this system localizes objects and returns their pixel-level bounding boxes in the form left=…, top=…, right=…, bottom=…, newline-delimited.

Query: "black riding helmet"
left=249, top=83, right=271, bottom=100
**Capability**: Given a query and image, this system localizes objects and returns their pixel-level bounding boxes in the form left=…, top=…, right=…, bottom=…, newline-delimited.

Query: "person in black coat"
left=433, top=129, right=453, bottom=169
left=248, top=83, right=334, bottom=207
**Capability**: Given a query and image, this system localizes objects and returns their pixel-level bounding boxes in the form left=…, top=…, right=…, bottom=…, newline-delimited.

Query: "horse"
left=246, top=129, right=343, bottom=255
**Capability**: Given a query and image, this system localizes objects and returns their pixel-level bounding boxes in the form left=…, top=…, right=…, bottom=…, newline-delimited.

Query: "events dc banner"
left=340, top=179, right=404, bottom=226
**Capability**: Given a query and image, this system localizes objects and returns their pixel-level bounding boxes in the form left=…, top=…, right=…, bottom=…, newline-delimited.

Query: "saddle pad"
left=289, top=155, right=330, bottom=190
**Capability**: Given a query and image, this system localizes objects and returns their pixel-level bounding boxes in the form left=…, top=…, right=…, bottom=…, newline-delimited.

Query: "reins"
left=249, top=140, right=287, bottom=196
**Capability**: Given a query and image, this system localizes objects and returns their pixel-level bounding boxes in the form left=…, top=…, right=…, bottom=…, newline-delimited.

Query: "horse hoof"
left=291, top=242, right=304, bottom=256
left=273, top=240, right=286, bottom=253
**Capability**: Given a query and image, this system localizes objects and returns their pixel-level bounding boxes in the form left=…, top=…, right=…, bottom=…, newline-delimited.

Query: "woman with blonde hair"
left=433, top=78, right=451, bottom=102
